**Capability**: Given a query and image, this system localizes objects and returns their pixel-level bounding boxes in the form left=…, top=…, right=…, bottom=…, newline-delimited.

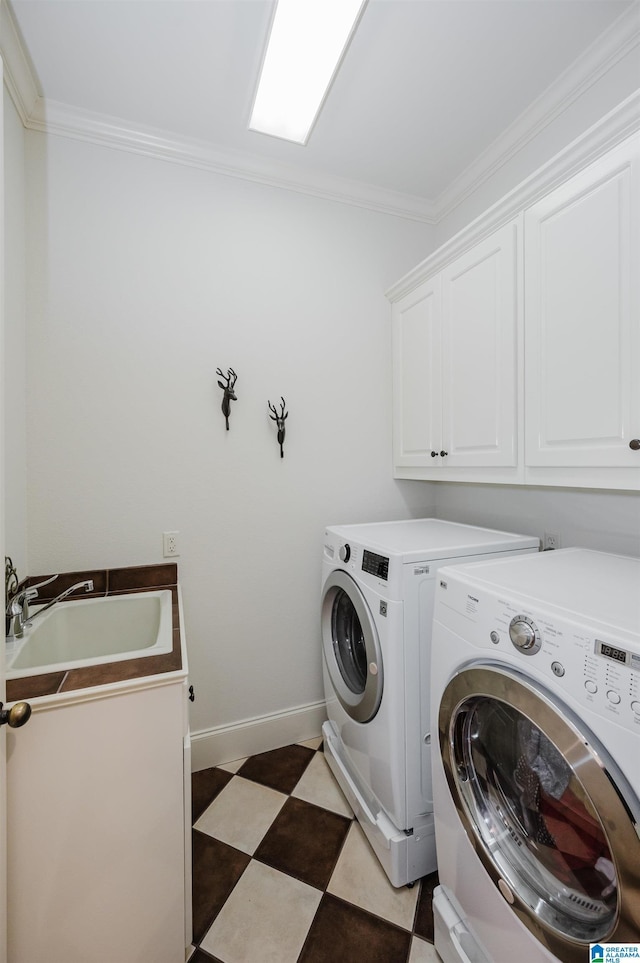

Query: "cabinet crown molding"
left=386, top=91, right=640, bottom=303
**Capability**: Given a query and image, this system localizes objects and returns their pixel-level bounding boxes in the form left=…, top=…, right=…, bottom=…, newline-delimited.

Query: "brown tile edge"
left=7, top=564, right=181, bottom=702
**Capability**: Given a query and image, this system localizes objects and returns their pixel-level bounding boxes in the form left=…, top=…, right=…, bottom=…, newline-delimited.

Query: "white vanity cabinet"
left=7, top=674, right=190, bottom=963
left=524, top=133, right=640, bottom=489
left=391, top=219, right=521, bottom=483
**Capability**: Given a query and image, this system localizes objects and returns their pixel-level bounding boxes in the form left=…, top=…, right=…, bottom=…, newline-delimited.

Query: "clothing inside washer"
left=453, top=698, right=617, bottom=939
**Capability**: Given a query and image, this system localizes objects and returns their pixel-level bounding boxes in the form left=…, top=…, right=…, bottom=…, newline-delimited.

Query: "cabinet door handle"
left=630, top=439, right=640, bottom=451
left=440, top=450, right=448, bottom=457
left=431, top=450, right=438, bottom=457
left=0, top=701, right=32, bottom=728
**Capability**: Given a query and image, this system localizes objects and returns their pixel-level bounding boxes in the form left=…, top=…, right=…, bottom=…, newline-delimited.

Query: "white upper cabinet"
left=391, top=219, right=522, bottom=483
left=392, top=274, right=441, bottom=469
left=441, top=222, right=518, bottom=469
left=524, top=134, right=640, bottom=477
left=388, top=118, right=640, bottom=491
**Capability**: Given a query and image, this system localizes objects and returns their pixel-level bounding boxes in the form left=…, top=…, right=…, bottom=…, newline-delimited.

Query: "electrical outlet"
left=543, top=531, right=560, bottom=551
left=163, top=531, right=180, bottom=557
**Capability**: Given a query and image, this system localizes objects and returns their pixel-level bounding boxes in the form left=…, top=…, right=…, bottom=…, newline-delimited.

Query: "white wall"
left=434, top=485, right=640, bottom=559
left=3, top=86, right=27, bottom=578
left=23, top=131, right=435, bottom=754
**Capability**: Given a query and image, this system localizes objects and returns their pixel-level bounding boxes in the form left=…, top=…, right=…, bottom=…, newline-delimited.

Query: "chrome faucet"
left=6, top=573, right=59, bottom=641
left=6, top=576, right=94, bottom=641
left=24, top=579, right=94, bottom=628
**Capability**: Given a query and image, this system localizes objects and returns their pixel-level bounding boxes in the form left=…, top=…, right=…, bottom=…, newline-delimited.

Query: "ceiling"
left=5, top=0, right=639, bottom=219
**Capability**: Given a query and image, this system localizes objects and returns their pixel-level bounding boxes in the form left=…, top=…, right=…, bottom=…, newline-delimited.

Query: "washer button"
left=585, top=680, right=598, bottom=694
left=607, top=690, right=621, bottom=705
left=631, top=701, right=640, bottom=715
left=551, top=661, right=565, bottom=678
left=490, top=631, right=500, bottom=644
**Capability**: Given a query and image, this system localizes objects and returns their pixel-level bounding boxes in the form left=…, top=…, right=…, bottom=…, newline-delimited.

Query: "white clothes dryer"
left=430, top=548, right=640, bottom=963
left=320, top=518, right=539, bottom=887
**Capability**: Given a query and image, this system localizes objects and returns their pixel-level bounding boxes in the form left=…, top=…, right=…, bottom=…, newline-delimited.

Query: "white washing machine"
left=430, top=548, right=640, bottom=963
left=320, top=518, right=539, bottom=887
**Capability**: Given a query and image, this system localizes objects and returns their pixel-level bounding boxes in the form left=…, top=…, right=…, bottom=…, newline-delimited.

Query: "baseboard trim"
left=190, top=700, right=327, bottom=771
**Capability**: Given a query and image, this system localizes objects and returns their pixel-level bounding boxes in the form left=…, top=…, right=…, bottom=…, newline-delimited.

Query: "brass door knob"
left=0, top=701, right=32, bottom=728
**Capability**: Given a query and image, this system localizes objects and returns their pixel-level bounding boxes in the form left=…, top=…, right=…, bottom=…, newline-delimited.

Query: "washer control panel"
left=436, top=575, right=640, bottom=732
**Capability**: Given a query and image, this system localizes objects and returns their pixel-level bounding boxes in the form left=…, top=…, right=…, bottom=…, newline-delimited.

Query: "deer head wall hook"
left=216, top=367, right=237, bottom=430
left=268, top=397, right=288, bottom=458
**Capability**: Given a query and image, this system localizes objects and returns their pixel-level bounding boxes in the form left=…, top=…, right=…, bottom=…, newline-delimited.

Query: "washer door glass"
left=331, top=587, right=368, bottom=694
left=322, top=570, right=383, bottom=723
left=439, top=666, right=640, bottom=958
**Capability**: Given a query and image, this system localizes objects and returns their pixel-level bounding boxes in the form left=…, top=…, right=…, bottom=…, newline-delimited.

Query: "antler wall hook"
left=268, top=397, right=288, bottom=458
left=216, top=367, right=237, bottom=430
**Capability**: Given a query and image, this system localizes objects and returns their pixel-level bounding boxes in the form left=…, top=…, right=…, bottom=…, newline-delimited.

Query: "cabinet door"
left=7, top=684, right=186, bottom=963
left=441, top=220, right=519, bottom=467
left=392, top=276, right=442, bottom=467
left=524, top=134, right=640, bottom=468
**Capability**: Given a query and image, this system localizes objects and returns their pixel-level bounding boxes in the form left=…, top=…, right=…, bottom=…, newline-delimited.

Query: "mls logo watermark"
left=591, top=945, right=640, bottom=962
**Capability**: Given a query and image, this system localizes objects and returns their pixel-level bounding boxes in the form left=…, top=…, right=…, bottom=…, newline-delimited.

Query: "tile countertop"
left=6, top=563, right=183, bottom=703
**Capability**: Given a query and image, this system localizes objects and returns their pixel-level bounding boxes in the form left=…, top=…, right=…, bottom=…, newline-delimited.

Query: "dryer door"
left=439, top=665, right=640, bottom=962
left=321, top=570, right=383, bottom=723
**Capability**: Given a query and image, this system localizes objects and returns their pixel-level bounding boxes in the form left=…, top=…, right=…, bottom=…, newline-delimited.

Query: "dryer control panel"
left=435, top=574, right=640, bottom=733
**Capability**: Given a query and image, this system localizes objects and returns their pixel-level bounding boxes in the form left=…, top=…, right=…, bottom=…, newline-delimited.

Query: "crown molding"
left=25, top=98, right=438, bottom=223
left=433, top=2, right=640, bottom=222
left=2, top=0, right=638, bottom=225
left=0, top=0, right=39, bottom=124
left=386, top=91, right=640, bottom=302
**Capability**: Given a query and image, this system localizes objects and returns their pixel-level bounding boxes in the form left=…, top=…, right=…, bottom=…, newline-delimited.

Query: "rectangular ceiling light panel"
left=249, top=0, right=367, bottom=145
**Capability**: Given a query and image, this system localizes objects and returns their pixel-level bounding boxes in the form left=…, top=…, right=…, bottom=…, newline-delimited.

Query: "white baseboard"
left=190, top=700, right=327, bottom=772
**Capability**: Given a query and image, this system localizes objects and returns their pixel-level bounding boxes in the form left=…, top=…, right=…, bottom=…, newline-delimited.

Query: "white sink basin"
left=6, top=590, right=173, bottom=678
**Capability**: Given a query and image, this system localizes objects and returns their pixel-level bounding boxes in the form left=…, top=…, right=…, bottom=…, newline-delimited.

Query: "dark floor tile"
left=192, top=830, right=250, bottom=944
left=192, top=767, right=234, bottom=821
left=189, top=950, right=224, bottom=963
left=254, top=797, right=351, bottom=890
left=413, top=870, right=439, bottom=942
left=298, top=894, right=412, bottom=963
left=189, top=950, right=223, bottom=963
left=238, top=744, right=315, bottom=794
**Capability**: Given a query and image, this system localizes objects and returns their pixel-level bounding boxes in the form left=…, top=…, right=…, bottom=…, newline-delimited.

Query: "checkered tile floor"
left=189, top=739, right=440, bottom=963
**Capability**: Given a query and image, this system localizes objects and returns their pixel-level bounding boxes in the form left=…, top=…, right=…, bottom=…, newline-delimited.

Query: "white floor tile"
left=327, top=822, right=419, bottom=930
left=291, top=750, right=353, bottom=817
left=194, top=775, right=286, bottom=855
left=298, top=736, right=323, bottom=750
left=217, top=756, right=248, bottom=773
left=201, top=861, right=321, bottom=963
left=410, top=936, right=443, bottom=962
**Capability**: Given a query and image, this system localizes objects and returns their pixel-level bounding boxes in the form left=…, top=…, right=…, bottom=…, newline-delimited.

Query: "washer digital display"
left=362, top=551, right=389, bottom=581
left=596, top=639, right=627, bottom=665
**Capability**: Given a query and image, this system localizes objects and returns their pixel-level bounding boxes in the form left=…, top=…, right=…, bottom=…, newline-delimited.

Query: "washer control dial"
left=508, top=615, right=542, bottom=655
left=338, top=543, right=351, bottom=563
